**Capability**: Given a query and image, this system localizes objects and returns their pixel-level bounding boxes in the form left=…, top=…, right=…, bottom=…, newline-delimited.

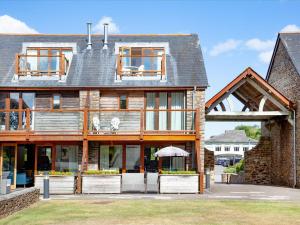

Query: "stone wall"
left=0, top=187, right=39, bottom=219
left=266, top=39, right=300, bottom=187
left=244, top=137, right=272, bottom=185
left=204, top=148, right=214, bottom=171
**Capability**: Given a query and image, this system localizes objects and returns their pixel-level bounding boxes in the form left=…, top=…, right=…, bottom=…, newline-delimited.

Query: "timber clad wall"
left=267, top=40, right=300, bottom=187
left=34, top=92, right=81, bottom=132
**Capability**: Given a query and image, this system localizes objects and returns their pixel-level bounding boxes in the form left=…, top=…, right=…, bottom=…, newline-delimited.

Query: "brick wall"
left=267, top=40, right=300, bottom=187
left=0, top=187, right=39, bottom=219
left=244, top=137, right=271, bottom=185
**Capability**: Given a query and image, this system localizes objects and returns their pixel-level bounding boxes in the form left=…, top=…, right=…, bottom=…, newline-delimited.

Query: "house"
left=205, top=130, right=258, bottom=163
left=0, top=24, right=208, bottom=193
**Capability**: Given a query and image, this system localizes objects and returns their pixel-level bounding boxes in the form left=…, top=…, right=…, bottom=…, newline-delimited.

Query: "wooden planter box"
left=159, top=174, right=199, bottom=194
left=34, top=175, right=75, bottom=195
left=82, top=175, right=121, bottom=194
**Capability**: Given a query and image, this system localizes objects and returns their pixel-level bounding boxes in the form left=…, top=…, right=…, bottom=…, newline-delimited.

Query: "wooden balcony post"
left=15, top=54, right=19, bottom=75
left=81, top=140, right=88, bottom=171
left=195, top=108, right=200, bottom=139
left=140, top=109, right=144, bottom=140
left=122, top=144, right=126, bottom=173
left=140, top=143, right=144, bottom=173
left=18, top=98, right=22, bottom=130
left=83, top=108, right=88, bottom=138
left=25, top=108, right=31, bottom=131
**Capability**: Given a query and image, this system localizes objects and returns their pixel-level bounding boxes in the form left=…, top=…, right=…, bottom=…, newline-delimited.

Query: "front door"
left=0, top=144, right=17, bottom=189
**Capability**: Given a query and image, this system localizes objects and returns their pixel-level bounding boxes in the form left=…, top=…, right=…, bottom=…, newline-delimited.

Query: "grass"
left=1, top=199, right=300, bottom=225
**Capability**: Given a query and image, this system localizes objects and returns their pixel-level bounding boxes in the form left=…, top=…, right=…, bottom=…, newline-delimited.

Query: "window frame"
left=52, top=94, right=61, bottom=110
left=118, top=94, right=128, bottom=110
left=224, top=146, right=231, bottom=152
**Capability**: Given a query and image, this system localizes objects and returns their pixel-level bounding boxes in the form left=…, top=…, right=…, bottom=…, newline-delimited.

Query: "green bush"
left=48, top=171, right=74, bottom=176
left=224, top=159, right=244, bottom=174
left=83, top=169, right=119, bottom=175
left=161, top=170, right=197, bottom=175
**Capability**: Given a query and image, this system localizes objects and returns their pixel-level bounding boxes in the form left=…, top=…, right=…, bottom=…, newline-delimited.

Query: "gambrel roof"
left=0, top=34, right=208, bottom=88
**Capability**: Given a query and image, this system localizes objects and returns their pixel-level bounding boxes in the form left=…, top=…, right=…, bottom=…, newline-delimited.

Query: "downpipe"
left=293, top=110, right=297, bottom=188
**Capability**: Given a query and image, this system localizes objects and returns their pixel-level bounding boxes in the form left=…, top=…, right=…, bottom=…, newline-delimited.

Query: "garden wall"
left=244, top=137, right=272, bottom=185
left=0, top=187, right=40, bottom=219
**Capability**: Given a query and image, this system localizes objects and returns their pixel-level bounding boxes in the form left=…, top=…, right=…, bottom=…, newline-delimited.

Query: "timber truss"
left=205, top=67, right=294, bottom=121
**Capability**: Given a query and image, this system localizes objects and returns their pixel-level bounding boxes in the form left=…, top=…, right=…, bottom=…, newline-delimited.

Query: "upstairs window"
left=225, top=146, right=230, bottom=152
left=53, top=94, right=61, bottom=109
left=119, top=95, right=127, bottom=109
left=215, top=146, right=221, bottom=152
left=117, top=47, right=165, bottom=80
left=16, top=47, right=72, bottom=77
left=234, top=147, right=240, bottom=152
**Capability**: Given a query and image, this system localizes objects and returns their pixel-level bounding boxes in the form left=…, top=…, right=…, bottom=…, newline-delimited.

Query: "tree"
left=235, top=125, right=261, bottom=140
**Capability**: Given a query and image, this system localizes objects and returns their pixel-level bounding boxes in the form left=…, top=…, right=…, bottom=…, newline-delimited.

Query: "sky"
left=0, top=0, right=299, bottom=138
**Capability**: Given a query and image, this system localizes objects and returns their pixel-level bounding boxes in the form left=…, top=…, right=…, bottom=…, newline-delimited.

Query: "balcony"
left=116, top=54, right=166, bottom=80
left=15, top=54, right=69, bottom=78
left=0, top=108, right=200, bottom=141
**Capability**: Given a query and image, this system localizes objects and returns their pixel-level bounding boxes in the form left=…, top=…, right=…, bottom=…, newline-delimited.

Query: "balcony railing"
left=116, top=54, right=166, bottom=79
left=0, top=108, right=199, bottom=137
left=15, top=54, right=69, bottom=77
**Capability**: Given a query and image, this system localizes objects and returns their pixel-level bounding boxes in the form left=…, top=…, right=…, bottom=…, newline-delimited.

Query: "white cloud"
left=92, top=16, right=120, bottom=34
left=258, top=50, right=273, bottom=64
left=209, top=39, right=241, bottom=56
left=245, top=38, right=275, bottom=51
left=0, top=15, right=38, bottom=33
left=281, top=24, right=300, bottom=32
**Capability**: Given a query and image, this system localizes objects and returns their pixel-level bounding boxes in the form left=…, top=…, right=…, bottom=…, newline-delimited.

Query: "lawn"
left=1, top=199, right=300, bottom=225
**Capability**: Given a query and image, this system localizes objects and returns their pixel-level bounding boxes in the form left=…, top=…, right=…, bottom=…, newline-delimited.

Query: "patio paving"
left=44, top=183, right=300, bottom=202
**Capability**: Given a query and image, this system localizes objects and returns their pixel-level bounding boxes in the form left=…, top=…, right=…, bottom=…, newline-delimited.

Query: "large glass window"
left=1, top=145, right=17, bottom=186
left=146, top=92, right=185, bottom=131
left=22, top=93, right=35, bottom=129
left=55, top=145, right=78, bottom=172
left=99, top=145, right=122, bottom=170
left=126, top=145, right=140, bottom=172
left=37, top=146, right=52, bottom=172
left=10, top=93, right=19, bottom=130
left=53, top=94, right=61, bottom=109
left=0, top=93, right=7, bottom=130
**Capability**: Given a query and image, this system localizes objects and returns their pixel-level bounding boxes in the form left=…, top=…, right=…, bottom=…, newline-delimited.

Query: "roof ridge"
left=0, top=33, right=194, bottom=36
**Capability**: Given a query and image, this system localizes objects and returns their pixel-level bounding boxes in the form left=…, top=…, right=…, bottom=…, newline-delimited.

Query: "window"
left=55, top=145, right=79, bottom=172
left=119, top=95, right=127, bottom=109
left=118, top=47, right=165, bottom=78
left=234, top=147, right=240, bottom=152
left=126, top=145, right=140, bottom=172
left=225, top=146, right=230, bottom=152
left=243, top=147, right=249, bottom=152
left=53, top=94, right=61, bottom=109
left=215, top=146, right=221, bottom=151
left=100, top=145, right=122, bottom=171
left=146, top=92, right=185, bottom=131
left=17, top=47, right=72, bottom=76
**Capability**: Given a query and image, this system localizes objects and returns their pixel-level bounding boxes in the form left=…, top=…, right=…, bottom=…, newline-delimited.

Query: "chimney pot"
left=87, top=22, right=92, bottom=49
left=103, top=23, right=108, bottom=49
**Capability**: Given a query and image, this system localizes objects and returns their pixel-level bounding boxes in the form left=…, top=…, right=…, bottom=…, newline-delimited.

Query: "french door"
left=0, top=143, right=17, bottom=189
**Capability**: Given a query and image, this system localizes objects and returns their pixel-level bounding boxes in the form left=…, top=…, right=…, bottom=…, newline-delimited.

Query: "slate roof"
left=0, top=34, right=208, bottom=88
left=205, top=130, right=258, bottom=144
left=267, top=32, right=300, bottom=79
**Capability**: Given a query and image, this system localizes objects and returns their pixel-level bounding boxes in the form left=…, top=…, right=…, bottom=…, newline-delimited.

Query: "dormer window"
left=16, top=47, right=73, bottom=79
left=116, top=47, right=166, bottom=80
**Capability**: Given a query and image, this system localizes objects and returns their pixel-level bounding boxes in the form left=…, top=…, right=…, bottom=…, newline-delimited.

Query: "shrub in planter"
left=83, top=169, right=119, bottom=175
left=161, top=170, right=196, bottom=175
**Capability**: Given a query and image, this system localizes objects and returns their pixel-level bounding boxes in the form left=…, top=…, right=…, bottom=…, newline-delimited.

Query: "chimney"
left=103, top=23, right=108, bottom=49
left=87, top=22, right=92, bottom=49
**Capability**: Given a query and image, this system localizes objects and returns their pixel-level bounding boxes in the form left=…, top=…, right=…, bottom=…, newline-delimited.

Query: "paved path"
left=45, top=184, right=300, bottom=202
left=206, top=183, right=300, bottom=201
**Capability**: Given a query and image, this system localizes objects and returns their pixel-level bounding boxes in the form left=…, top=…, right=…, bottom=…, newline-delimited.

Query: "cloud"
left=209, top=39, right=241, bottom=56
left=0, top=15, right=38, bottom=33
left=245, top=38, right=275, bottom=51
left=281, top=24, right=300, bottom=32
left=92, top=16, right=120, bottom=34
left=258, top=50, right=273, bottom=64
